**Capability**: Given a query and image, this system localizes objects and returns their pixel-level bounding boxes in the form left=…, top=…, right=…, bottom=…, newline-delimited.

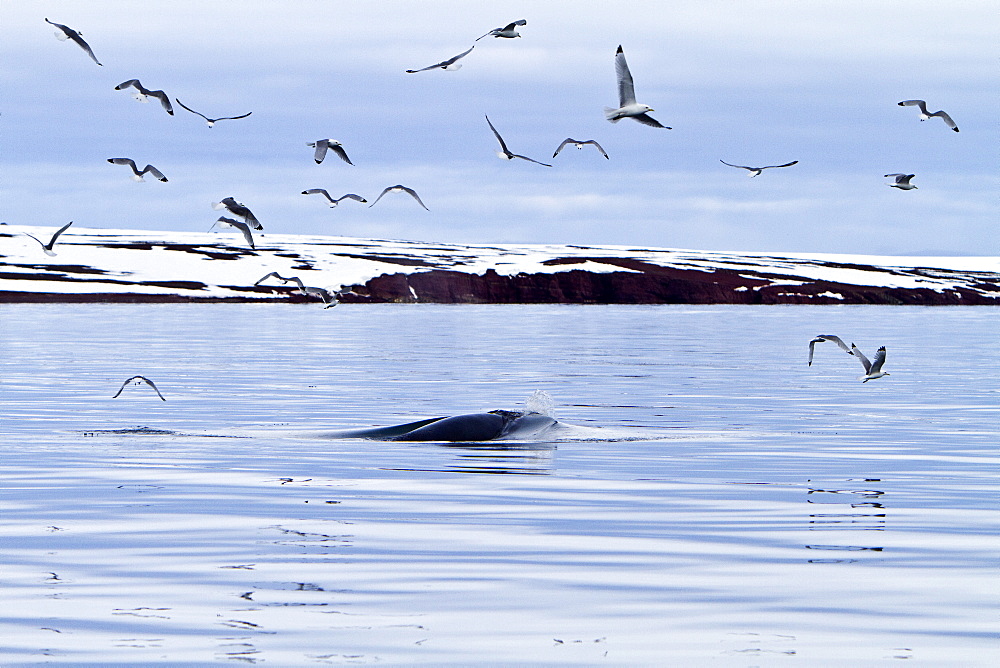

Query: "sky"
left=1, top=0, right=997, bottom=256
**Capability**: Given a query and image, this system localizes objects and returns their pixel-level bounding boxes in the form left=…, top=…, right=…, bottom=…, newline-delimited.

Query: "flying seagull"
left=107, top=158, right=168, bottom=182
left=308, top=139, right=353, bottom=165
left=175, top=99, right=252, bottom=127
left=885, top=173, right=917, bottom=190
left=897, top=100, right=959, bottom=132
left=301, top=189, right=367, bottom=207
left=210, top=216, right=255, bottom=249
left=369, top=185, right=429, bottom=211
left=852, top=344, right=890, bottom=382
left=255, top=272, right=338, bottom=308
left=553, top=138, right=609, bottom=160
left=605, top=45, right=670, bottom=128
left=476, top=19, right=527, bottom=41
left=720, top=159, right=798, bottom=177
left=115, top=79, right=174, bottom=115
left=24, top=221, right=73, bottom=257
left=406, top=45, right=475, bottom=73
left=485, top=115, right=552, bottom=166
left=112, top=375, right=166, bottom=401
left=45, top=18, right=102, bottom=66
left=212, top=197, right=262, bottom=230
left=808, top=334, right=854, bottom=366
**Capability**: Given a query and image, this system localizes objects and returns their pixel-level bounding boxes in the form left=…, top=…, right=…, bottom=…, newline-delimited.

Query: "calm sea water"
left=1, top=304, right=997, bottom=666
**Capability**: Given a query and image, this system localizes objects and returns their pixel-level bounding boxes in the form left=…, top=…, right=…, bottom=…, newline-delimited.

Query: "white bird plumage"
left=369, top=185, right=430, bottom=211
left=308, top=139, right=353, bottom=165
left=553, top=138, right=609, bottom=160
left=45, top=18, right=102, bottom=66
left=175, top=99, right=252, bottom=127
left=24, top=221, right=73, bottom=257
left=406, top=45, right=475, bottom=73
left=115, top=79, right=174, bottom=115
left=211, top=197, right=262, bottom=230
left=112, top=375, right=166, bottom=401
left=476, top=19, right=527, bottom=41
left=808, top=334, right=854, bottom=366
left=852, top=344, right=890, bottom=382
left=897, top=100, right=959, bottom=132
left=885, top=173, right=917, bottom=190
left=107, top=158, right=168, bottom=182
left=210, top=216, right=256, bottom=249
left=485, top=115, right=552, bottom=166
left=301, top=189, right=367, bottom=207
left=605, top=45, right=670, bottom=129
left=720, top=159, right=798, bottom=177
left=255, top=272, right=338, bottom=308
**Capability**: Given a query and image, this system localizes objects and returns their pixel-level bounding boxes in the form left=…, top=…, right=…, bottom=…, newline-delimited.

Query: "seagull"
left=45, top=18, right=102, bottom=66
left=605, top=45, right=670, bottom=128
left=885, top=173, right=918, bottom=190
left=255, top=272, right=338, bottom=308
left=852, top=344, right=890, bottom=382
left=897, top=100, right=959, bottom=132
left=107, top=158, right=168, bottom=182
left=210, top=216, right=255, bottom=249
left=808, top=334, right=854, bottom=366
left=212, top=197, right=262, bottom=230
left=301, top=189, right=367, bottom=207
left=24, top=221, right=73, bottom=257
left=115, top=79, right=174, bottom=115
left=112, top=375, right=166, bottom=401
left=720, top=159, right=798, bottom=177
left=406, top=45, right=475, bottom=73
left=307, top=139, right=353, bottom=165
left=369, top=185, right=429, bottom=211
left=175, top=99, right=252, bottom=127
left=553, top=138, right=609, bottom=160
left=485, top=115, right=552, bottom=166
left=476, top=19, right=527, bottom=41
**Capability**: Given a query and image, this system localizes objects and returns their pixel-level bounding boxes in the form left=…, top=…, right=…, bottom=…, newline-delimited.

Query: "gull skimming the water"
left=486, top=115, right=552, bottom=166
left=406, top=45, right=474, bottom=73
left=308, top=139, right=353, bottom=165
left=720, top=159, right=798, bottom=177
left=476, top=19, right=527, bottom=41
left=107, top=158, right=168, bottom=182
left=45, top=18, right=102, bottom=66
left=553, top=138, right=609, bottom=160
left=605, top=46, right=670, bottom=128
left=897, top=100, right=959, bottom=132
left=852, top=344, right=890, bottom=382
left=212, top=197, right=262, bottom=230
left=808, top=334, right=854, bottom=366
left=369, top=185, right=429, bottom=211
left=115, top=79, right=174, bottom=115
left=255, top=272, right=338, bottom=308
left=301, top=190, right=367, bottom=207
left=885, top=173, right=917, bottom=190
left=210, top=217, right=255, bottom=249
left=175, top=99, right=252, bottom=127
left=112, top=375, right=166, bottom=401
left=24, top=221, right=73, bottom=257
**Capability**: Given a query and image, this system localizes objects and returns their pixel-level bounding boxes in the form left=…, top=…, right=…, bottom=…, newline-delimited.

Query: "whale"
left=333, top=410, right=560, bottom=442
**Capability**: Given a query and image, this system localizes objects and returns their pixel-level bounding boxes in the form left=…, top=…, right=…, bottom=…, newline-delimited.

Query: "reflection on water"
left=1, top=304, right=998, bottom=664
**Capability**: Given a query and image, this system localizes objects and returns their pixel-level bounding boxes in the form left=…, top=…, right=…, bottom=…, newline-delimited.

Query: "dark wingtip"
left=953, top=127, right=960, bottom=132
left=616, top=45, right=623, bottom=53
left=897, top=102, right=905, bottom=106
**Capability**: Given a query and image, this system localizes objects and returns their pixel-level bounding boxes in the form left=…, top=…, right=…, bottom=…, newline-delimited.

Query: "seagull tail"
left=603, top=107, right=623, bottom=123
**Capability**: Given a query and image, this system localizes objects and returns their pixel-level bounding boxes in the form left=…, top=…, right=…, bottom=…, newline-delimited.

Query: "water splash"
left=524, top=390, right=555, bottom=417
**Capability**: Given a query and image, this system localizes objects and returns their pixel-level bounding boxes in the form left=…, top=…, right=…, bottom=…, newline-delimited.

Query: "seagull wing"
left=631, top=113, right=669, bottom=129
left=312, top=140, right=329, bottom=164
left=112, top=376, right=141, bottom=399
left=585, top=140, right=610, bottom=159
left=141, top=165, right=167, bottom=182
left=368, top=187, right=392, bottom=207
left=47, top=221, right=74, bottom=248
left=552, top=139, right=574, bottom=157
left=720, top=160, right=753, bottom=171
left=485, top=115, right=510, bottom=154
left=512, top=153, right=553, bottom=167
left=232, top=220, right=255, bottom=249
left=818, top=335, right=853, bottom=354
left=216, top=111, right=253, bottom=121
left=615, top=46, right=636, bottom=107
left=330, top=144, right=354, bottom=165
left=302, top=188, right=334, bottom=203
left=255, top=271, right=282, bottom=286
left=760, top=161, right=799, bottom=170
left=337, top=193, right=368, bottom=203
left=869, top=347, right=887, bottom=374
left=139, top=376, right=167, bottom=401
left=108, top=157, right=139, bottom=174
left=147, top=89, right=174, bottom=115
left=175, top=98, right=209, bottom=121
left=851, top=344, right=872, bottom=374
left=400, top=186, right=430, bottom=211
left=406, top=45, right=473, bottom=72
left=898, top=99, right=929, bottom=114
left=930, top=110, right=959, bottom=131
left=115, top=79, right=140, bottom=92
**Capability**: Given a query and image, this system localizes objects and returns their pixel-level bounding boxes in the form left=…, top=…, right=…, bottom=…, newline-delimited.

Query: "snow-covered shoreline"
left=3, top=225, right=999, bottom=304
